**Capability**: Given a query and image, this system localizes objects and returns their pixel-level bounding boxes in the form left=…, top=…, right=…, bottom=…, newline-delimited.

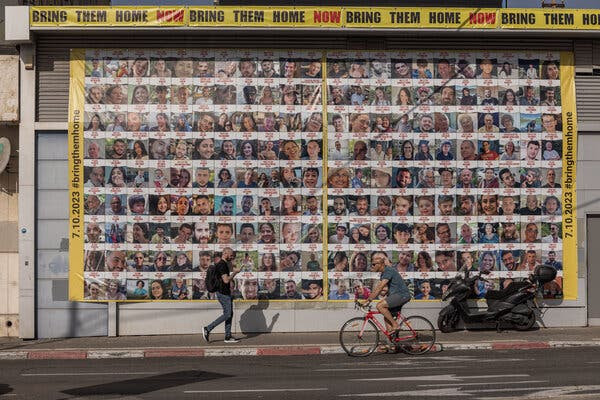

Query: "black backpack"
left=205, top=264, right=221, bottom=293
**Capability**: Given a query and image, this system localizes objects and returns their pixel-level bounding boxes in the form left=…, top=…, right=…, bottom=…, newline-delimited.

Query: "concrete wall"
left=0, top=125, right=19, bottom=337
left=0, top=55, right=19, bottom=122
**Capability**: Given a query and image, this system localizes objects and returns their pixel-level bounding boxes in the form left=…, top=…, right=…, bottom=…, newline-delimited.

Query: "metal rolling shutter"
left=36, top=34, right=573, bottom=122
left=576, top=40, right=600, bottom=131
left=576, top=76, right=600, bottom=130
left=575, top=40, right=593, bottom=75
left=36, top=44, right=70, bottom=122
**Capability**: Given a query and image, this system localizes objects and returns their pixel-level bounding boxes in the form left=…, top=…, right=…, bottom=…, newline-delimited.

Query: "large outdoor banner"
left=30, top=6, right=600, bottom=31
left=69, top=49, right=576, bottom=301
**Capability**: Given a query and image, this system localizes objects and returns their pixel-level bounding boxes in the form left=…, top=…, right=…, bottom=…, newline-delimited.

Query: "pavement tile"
left=144, top=349, right=205, bottom=358
left=87, top=350, right=145, bottom=359
left=256, top=346, right=321, bottom=356
left=27, top=351, right=87, bottom=360
left=492, top=341, right=551, bottom=350
left=0, top=351, right=28, bottom=360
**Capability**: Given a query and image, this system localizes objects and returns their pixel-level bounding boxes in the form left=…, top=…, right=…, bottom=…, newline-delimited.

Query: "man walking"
left=203, top=247, right=241, bottom=343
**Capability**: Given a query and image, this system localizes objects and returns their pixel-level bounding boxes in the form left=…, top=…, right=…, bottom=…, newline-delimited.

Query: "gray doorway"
left=36, top=132, right=107, bottom=338
left=588, top=215, right=600, bottom=326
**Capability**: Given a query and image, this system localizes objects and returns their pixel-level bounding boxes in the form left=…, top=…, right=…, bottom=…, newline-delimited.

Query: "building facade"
left=0, top=1, right=20, bottom=338
left=4, top=5, right=600, bottom=338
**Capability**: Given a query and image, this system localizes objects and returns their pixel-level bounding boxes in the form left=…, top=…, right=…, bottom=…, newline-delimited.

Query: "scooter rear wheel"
left=513, top=312, right=536, bottom=331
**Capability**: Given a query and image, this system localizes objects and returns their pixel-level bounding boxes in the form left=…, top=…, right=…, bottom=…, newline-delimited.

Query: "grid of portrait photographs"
left=81, top=49, right=325, bottom=301
left=79, top=48, right=566, bottom=302
left=325, top=50, right=564, bottom=301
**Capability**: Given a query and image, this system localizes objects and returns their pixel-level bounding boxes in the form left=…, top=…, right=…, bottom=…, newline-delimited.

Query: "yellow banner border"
left=560, top=51, right=578, bottom=301
left=68, top=48, right=86, bottom=301
left=29, top=7, right=600, bottom=31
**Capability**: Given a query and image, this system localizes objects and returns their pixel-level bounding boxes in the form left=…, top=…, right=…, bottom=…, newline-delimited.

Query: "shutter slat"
left=576, top=75, right=600, bottom=123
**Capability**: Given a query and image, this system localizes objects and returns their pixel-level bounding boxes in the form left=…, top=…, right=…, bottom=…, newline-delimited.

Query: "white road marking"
left=21, top=372, right=159, bottom=376
left=339, top=387, right=465, bottom=397
left=517, top=385, right=600, bottom=397
left=419, top=380, right=547, bottom=387
left=351, top=374, right=529, bottom=382
left=472, top=386, right=600, bottom=394
left=479, top=395, right=600, bottom=400
left=339, top=385, right=600, bottom=398
left=184, top=388, right=328, bottom=394
left=320, top=357, right=526, bottom=367
left=316, top=366, right=465, bottom=372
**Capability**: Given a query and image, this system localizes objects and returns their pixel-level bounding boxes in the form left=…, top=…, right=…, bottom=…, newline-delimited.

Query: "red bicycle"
left=339, top=300, right=436, bottom=357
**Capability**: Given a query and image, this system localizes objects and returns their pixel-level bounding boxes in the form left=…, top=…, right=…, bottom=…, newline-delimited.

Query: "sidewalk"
left=1, top=327, right=600, bottom=360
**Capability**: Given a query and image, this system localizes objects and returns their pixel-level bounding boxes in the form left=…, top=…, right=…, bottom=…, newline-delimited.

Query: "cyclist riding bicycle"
left=358, top=253, right=412, bottom=336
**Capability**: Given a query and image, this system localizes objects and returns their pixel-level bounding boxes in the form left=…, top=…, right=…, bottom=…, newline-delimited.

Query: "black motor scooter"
left=437, top=265, right=556, bottom=332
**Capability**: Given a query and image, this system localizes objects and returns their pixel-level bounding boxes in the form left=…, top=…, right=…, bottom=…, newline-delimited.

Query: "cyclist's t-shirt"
left=381, top=266, right=410, bottom=298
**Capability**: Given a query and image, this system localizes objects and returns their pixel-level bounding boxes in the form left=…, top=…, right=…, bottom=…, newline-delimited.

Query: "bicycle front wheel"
left=397, top=316, right=436, bottom=355
left=339, top=317, right=380, bottom=357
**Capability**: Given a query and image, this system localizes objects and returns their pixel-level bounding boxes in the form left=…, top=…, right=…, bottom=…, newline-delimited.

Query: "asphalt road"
left=1, top=347, right=600, bottom=399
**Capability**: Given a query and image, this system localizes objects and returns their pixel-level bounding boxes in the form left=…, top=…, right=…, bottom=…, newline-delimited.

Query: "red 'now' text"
left=469, top=12, right=496, bottom=24
left=314, top=10, right=341, bottom=24
left=157, top=9, right=184, bottom=23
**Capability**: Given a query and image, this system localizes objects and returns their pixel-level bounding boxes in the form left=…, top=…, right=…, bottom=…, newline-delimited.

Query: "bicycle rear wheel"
left=339, top=317, right=380, bottom=357
left=396, top=316, right=436, bottom=355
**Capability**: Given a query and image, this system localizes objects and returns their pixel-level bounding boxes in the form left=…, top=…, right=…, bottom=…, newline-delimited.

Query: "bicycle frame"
left=360, top=309, right=417, bottom=343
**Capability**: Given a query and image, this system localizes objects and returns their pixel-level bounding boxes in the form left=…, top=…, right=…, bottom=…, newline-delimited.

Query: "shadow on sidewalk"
left=0, top=384, right=13, bottom=395
left=239, top=300, right=280, bottom=339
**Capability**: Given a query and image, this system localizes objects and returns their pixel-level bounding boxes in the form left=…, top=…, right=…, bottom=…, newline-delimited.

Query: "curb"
left=1, top=341, right=599, bottom=360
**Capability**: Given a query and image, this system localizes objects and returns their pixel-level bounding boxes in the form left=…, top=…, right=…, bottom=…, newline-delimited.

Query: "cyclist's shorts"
left=386, top=293, right=411, bottom=311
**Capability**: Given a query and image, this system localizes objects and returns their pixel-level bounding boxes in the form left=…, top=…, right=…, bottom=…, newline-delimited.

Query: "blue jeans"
left=206, top=292, right=233, bottom=337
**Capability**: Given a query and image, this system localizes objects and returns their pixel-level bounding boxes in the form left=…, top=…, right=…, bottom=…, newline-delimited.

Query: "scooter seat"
left=485, top=281, right=530, bottom=300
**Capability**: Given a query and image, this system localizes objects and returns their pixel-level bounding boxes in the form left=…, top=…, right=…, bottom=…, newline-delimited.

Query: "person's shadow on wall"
left=239, top=300, right=279, bottom=339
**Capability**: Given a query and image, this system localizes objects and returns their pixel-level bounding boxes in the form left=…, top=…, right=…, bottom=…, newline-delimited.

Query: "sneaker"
left=389, top=328, right=401, bottom=342
left=224, top=336, right=240, bottom=343
left=202, top=327, right=210, bottom=343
